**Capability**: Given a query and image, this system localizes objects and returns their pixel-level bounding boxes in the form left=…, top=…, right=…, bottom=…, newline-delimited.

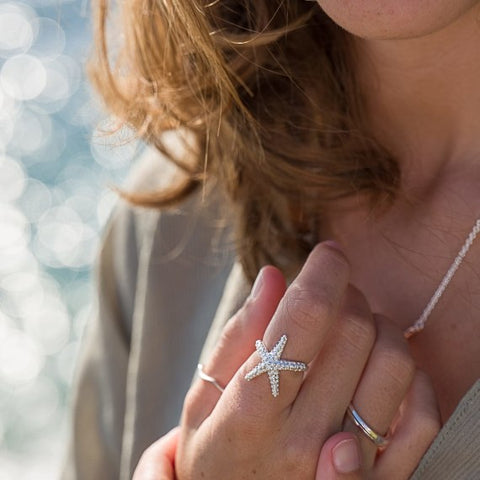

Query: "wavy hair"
left=90, top=0, right=400, bottom=281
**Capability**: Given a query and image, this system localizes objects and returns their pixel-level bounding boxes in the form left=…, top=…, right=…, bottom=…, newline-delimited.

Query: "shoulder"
left=108, top=144, right=234, bottom=270
left=98, top=145, right=236, bottom=337
left=108, top=143, right=229, bottom=252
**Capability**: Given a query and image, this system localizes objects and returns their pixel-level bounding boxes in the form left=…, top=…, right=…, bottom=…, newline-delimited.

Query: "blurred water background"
left=0, top=0, right=139, bottom=477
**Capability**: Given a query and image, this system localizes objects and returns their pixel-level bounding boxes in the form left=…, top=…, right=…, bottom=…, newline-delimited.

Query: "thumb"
left=184, top=265, right=286, bottom=425
left=316, top=432, right=363, bottom=480
left=133, top=427, right=180, bottom=480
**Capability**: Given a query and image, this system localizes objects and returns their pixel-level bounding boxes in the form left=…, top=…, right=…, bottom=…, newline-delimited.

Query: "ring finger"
left=344, top=314, right=416, bottom=468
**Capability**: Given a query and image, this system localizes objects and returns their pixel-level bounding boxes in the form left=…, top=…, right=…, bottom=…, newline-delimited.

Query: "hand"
left=315, top=369, right=440, bottom=479
left=131, top=373, right=438, bottom=480
left=131, top=378, right=438, bottom=480
left=132, top=427, right=179, bottom=480
left=176, top=244, right=440, bottom=478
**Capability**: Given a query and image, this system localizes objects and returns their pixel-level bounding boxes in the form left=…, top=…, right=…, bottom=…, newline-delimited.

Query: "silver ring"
left=347, top=404, right=389, bottom=448
left=244, top=334, right=308, bottom=397
left=197, top=364, right=225, bottom=393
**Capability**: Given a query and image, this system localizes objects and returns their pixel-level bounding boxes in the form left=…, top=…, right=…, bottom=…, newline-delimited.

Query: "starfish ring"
left=245, top=334, right=307, bottom=397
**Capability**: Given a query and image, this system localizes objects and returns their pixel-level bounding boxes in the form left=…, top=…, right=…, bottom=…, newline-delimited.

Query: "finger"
left=184, top=265, right=286, bottom=426
left=344, top=315, right=416, bottom=468
left=133, top=427, right=180, bottom=480
left=316, top=432, right=363, bottom=479
left=236, top=242, right=350, bottom=412
left=374, top=370, right=441, bottom=479
left=292, top=286, right=376, bottom=439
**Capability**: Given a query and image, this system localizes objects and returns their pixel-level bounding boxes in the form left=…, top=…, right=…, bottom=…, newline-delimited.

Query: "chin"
left=316, top=0, right=480, bottom=40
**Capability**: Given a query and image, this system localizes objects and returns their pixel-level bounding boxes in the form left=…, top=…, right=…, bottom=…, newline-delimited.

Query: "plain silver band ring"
left=197, top=364, right=225, bottom=393
left=347, top=404, right=389, bottom=448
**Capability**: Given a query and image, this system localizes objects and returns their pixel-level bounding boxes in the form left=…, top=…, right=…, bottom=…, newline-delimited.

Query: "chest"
left=324, top=205, right=480, bottom=421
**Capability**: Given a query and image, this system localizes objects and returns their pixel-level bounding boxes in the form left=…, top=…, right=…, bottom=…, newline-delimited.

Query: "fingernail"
left=332, top=438, right=361, bottom=474
left=322, top=240, right=344, bottom=253
left=250, top=268, right=265, bottom=299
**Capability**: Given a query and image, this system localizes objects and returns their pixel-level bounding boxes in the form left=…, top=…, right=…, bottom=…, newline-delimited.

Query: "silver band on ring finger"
left=347, top=404, right=390, bottom=448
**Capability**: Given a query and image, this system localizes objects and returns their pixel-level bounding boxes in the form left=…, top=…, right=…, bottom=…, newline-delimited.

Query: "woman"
left=64, top=1, right=480, bottom=478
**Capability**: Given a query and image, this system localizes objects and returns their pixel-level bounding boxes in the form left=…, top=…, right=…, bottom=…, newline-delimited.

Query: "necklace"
left=404, top=219, right=480, bottom=339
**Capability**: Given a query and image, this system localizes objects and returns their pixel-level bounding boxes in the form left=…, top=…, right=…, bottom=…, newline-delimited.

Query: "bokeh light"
left=8, top=109, right=52, bottom=155
left=0, top=3, right=36, bottom=57
left=0, top=328, right=45, bottom=387
left=1, top=54, right=47, bottom=100
left=17, top=179, right=53, bottom=223
left=34, top=205, right=98, bottom=268
left=30, top=17, right=66, bottom=59
left=0, top=155, right=26, bottom=202
left=34, top=55, right=81, bottom=113
left=0, top=1, right=133, bottom=478
left=0, top=205, right=30, bottom=250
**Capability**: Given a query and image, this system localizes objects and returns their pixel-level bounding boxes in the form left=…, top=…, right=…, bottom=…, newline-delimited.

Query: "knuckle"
left=227, top=391, right=268, bottom=438
left=377, top=343, right=416, bottom=392
left=226, top=414, right=263, bottom=445
left=182, top=387, right=201, bottom=424
left=312, top=243, right=351, bottom=277
left=417, top=410, right=442, bottom=440
left=283, top=436, right=317, bottom=476
left=341, top=311, right=376, bottom=353
left=226, top=414, right=258, bottom=442
left=326, top=247, right=351, bottom=277
left=283, top=285, right=337, bottom=333
left=218, top=315, right=243, bottom=347
left=391, top=347, right=416, bottom=383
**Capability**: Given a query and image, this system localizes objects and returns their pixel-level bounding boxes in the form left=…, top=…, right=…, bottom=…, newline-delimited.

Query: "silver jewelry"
left=404, top=218, right=480, bottom=339
left=344, top=222, right=480, bottom=448
left=347, top=404, right=389, bottom=448
left=197, top=364, right=225, bottom=393
left=245, top=334, right=308, bottom=397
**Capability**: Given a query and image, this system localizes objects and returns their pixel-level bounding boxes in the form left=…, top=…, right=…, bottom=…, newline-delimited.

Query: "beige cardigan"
left=62, top=154, right=480, bottom=479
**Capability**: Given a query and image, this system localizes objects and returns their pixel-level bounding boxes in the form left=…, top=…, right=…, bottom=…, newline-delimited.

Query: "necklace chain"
left=404, top=219, right=480, bottom=339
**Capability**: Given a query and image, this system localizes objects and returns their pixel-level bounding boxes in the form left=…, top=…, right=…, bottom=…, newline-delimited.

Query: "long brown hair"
left=90, top=0, right=400, bottom=281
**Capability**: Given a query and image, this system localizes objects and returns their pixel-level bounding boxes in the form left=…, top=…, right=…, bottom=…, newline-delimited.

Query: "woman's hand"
left=131, top=371, right=438, bottom=480
left=133, top=243, right=440, bottom=479
left=174, top=243, right=440, bottom=479
left=315, top=369, right=440, bottom=479
left=176, top=244, right=441, bottom=478
left=132, top=375, right=439, bottom=479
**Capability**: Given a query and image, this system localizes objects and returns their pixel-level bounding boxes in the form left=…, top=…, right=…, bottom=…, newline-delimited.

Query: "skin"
left=316, top=0, right=480, bottom=40
left=133, top=427, right=179, bottom=480
left=134, top=1, right=480, bottom=478
left=134, top=248, right=440, bottom=479
left=319, top=0, right=480, bottom=420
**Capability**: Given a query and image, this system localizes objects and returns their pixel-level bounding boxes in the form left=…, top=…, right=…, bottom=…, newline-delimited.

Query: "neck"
left=353, top=6, right=480, bottom=193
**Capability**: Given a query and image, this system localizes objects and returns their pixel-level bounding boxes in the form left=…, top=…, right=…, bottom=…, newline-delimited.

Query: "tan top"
left=62, top=153, right=480, bottom=479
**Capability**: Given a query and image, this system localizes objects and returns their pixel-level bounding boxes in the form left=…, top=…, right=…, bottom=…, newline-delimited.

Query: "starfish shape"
left=245, top=334, right=307, bottom=397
